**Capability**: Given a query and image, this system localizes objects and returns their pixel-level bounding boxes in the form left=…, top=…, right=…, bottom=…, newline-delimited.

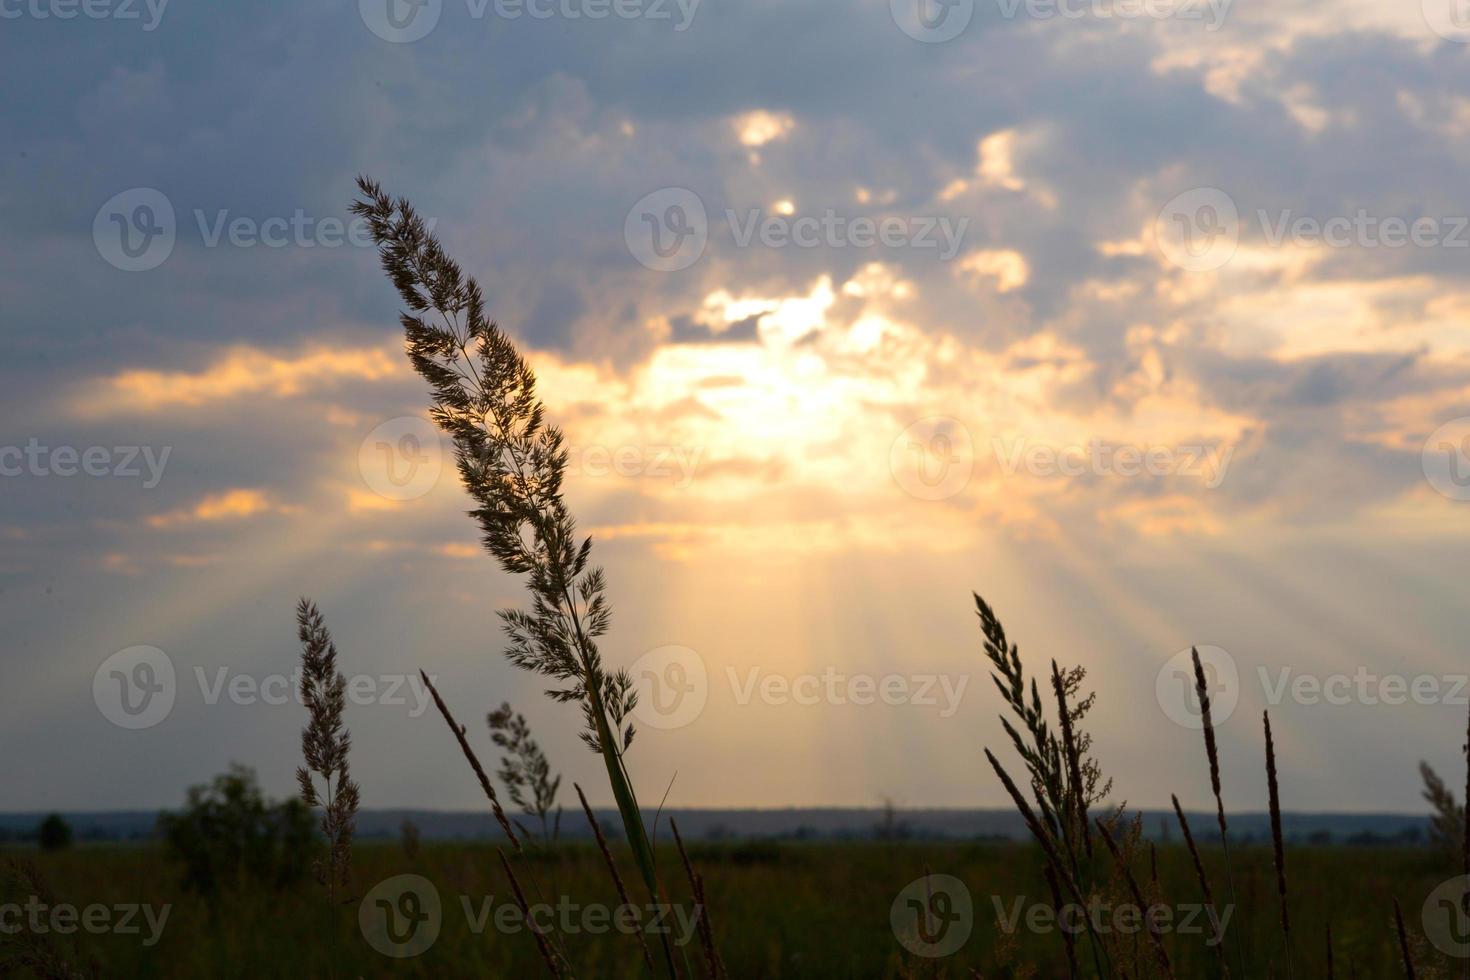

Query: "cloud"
left=8, top=0, right=1470, bottom=811
left=732, top=109, right=795, bottom=148
left=955, top=249, right=1030, bottom=293
left=71, top=344, right=404, bottom=416
left=146, top=489, right=290, bottom=528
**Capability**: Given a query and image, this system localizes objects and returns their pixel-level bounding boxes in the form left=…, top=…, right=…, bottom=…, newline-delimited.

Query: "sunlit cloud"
left=13, top=0, right=1470, bottom=815
left=72, top=343, right=403, bottom=416
left=732, top=109, right=795, bottom=148
left=955, top=249, right=1030, bottom=293
left=345, top=487, right=407, bottom=515
left=146, top=489, right=290, bottom=528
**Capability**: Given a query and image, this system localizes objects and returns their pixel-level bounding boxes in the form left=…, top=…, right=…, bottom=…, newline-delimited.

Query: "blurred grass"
left=5, top=840, right=1458, bottom=977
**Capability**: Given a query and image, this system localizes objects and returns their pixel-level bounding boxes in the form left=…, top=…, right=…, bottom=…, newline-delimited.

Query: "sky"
left=3, top=0, right=1470, bottom=815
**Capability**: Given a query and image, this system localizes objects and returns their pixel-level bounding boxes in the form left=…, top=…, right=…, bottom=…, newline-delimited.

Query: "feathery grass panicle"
left=1264, top=710, right=1292, bottom=979
left=349, top=177, right=636, bottom=756
left=976, top=595, right=1063, bottom=820
left=1420, top=760, right=1464, bottom=856
left=974, top=594, right=1108, bottom=875
left=1170, top=794, right=1229, bottom=978
left=294, top=598, right=360, bottom=903
left=489, top=702, right=564, bottom=845
left=420, top=671, right=521, bottom=851
left=1051, top=659, right=1092, bottom=860
left=976, top=594, right=1113, bottom=977
left=353, top=177, right=683, bottom=975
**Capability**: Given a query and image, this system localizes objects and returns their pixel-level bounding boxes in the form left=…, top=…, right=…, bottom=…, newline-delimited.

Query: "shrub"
left=158, top=764, right=313, bottom=898
left=35, top=814, right=71, bottom=853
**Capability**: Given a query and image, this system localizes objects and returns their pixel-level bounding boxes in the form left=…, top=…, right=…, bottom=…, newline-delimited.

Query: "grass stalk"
left=1393, top=899, right=1416, bottom=980
left=1192, top=646, right=1246, bottom=979
left=1264, top=711, right=1292, bottom=979
left=1170, top=794, right=1228, bottom=978
left=420, top=671, right=521, bottom=852
left=576, top=783, right=656, bottom=976
left=499, top=849, right=570, bottom=978
left=1096, top=819, right=1175, bottom=980
left=986, top=748, right=1109, bottom=978
left=1043, top=861, right=1080, bottom=980
left=672, top=818, right=726, bottom=979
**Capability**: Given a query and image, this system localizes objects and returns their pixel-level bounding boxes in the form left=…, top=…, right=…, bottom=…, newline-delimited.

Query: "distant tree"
left=874, top=796, right=911, bottom=842
left=158, top=764, right=314, bottom=899
left=36, top=814, right=71, bottom=853
left=400, top=818, right=421, bottom=862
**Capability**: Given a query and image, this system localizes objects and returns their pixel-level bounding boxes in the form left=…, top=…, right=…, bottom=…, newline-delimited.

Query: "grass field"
left=4, top=839, right=1459, bottom=977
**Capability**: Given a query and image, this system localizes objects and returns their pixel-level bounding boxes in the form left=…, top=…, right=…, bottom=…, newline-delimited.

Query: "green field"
left=4, top=840, right=1460, bottom=977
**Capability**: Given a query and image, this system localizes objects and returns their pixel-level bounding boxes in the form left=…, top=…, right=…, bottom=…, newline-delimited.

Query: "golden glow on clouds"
left=1099, top=495, right=1225, bottom=537
left=77, top=210, right=1470, bottom=573
left=977, top=130, right=1025, bottom=192
left=1145, top=1, right=1439, bottom=108
left=939, top=129, right=1056, bottom=209
left=956, top=249, right=1030, bottom=293
left=732, top=109, right=794, bottom=148
left=74, top=343, right=402, bottom=415
left=509, top=263, right=1255, bottom=557
left=345, top=487, right=406, bottom=514
left=147, top=489, right=287, bottom=527
left=1216, top=273, right=1443, bottom=359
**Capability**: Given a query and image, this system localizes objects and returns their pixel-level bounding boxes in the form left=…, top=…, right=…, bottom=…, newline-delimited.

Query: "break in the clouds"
left=2, top=0, right=1470, bottom=814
